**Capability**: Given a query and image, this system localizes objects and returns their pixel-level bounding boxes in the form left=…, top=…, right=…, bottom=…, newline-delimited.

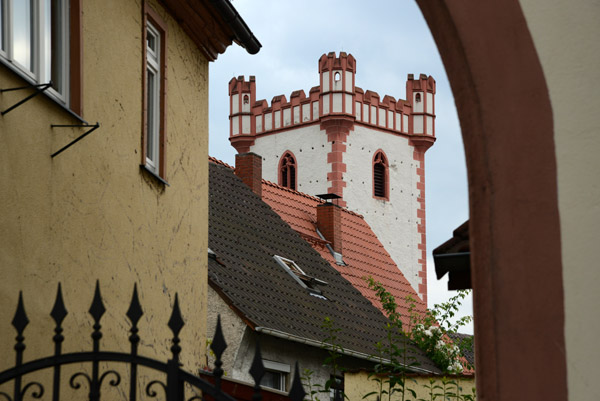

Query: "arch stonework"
left=415, top=1, right=567, bottom=400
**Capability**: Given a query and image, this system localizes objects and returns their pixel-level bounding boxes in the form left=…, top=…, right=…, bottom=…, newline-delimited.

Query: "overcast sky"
left=208, top=0, right=472, bottom=334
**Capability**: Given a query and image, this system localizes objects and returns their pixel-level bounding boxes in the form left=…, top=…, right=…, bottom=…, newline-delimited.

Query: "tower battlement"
left=226, top=52, right=437, bottom=302
left=228, top=53, right=436, bottom=153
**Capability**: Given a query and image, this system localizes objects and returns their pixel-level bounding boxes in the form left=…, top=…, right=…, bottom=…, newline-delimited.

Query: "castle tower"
left=227, top=53, right=436, bottom=302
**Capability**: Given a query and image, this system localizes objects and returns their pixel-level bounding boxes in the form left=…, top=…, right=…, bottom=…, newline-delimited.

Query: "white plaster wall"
left=274, top=110, right=281, bottom=129
left=242, top=115, right=250, bottom=134
left=378, top=108, right=386, bottom=127
left=302, top=104, right=310, bottom=122
left=232, top=116, right=239, bottom=135
left=251, top=125, right=330, bottom=196
left=345, top=94, right=352, bottom=114
left=333, top=93, right=342, bottom=113
left=413, top=115, right=423, bottom=134
left=426, top=93, right=433, bottom=114
left=345, top=125, right=421, bottom=293
left=518, top=1, right=600, bottom=399
left=323, top=94, right=330, bottom=114
left=206, top=286, right=248, bottom=374
left=232, top=94, right=239, bottom=114
left=345, top=71, right=352, bottom=92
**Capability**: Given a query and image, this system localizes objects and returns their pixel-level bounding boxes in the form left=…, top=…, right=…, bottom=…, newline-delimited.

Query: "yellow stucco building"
left=0, top=0, right=259, bottom=376
left=345, top=372, right=475, bottom=401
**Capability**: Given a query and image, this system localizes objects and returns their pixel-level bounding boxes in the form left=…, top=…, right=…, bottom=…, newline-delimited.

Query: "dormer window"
left=279, top=152, right=297, bottom=190
left=373, top=150, right=388, bottom=199
left=273, top=255, right=328, bottom=299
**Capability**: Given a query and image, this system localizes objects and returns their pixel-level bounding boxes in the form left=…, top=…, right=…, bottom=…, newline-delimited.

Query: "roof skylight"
left=273, top=255, right=328, bottom=298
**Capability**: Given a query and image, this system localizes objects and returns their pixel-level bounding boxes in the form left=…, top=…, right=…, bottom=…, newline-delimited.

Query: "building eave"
left=160, top=0, right=261, bottom=61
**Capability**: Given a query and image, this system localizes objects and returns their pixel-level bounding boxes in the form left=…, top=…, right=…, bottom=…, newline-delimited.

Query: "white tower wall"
left=344, top=125, right=421, bottom=291
left=252, top=125, right=330, bottom=196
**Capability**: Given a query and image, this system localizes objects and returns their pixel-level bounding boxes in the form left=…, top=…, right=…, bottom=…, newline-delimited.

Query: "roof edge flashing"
left=254, top=326, right=437, bottom=375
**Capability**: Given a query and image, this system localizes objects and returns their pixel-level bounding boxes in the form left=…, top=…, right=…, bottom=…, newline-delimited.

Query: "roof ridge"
left=209, top=156, right=234, bottom=169
left=262, top=180, right=365, bottom=219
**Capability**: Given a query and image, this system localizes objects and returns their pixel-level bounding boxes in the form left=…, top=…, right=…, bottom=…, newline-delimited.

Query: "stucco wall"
left=206, top=286, right=248, bottom=373
left=517, top=1, right=600, bottom=399
left=344, top=125, right=420, bottom=292
left=345, top=371, right=476, bottom=401
left=251, top=124, right=329, bottom=195
left=0, top=0, right=209, bottom=373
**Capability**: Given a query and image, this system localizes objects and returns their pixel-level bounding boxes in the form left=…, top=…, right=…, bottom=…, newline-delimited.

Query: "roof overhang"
left=433, top=221, right=472, bottom=290
left=160, top=0, right=261, bottom=61
left=433, top=252, right=471, bottom=290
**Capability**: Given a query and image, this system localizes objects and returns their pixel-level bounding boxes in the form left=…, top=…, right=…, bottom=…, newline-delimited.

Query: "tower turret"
left=407, top=73, right=436, bottom=150
left=229, top=76, right=256, bottom=153
left=318, top=52, right=356, bottom=117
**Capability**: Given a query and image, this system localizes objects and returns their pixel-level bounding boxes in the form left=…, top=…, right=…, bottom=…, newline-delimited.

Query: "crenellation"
left=229, top=52, right=436, bottom=153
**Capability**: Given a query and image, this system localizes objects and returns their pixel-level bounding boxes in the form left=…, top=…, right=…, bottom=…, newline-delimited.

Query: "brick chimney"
left=317, top=203, right=342, bottom=254
left=235, top=152, right=262, bottom=198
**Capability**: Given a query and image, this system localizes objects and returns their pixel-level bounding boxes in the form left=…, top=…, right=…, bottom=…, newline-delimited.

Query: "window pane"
left=13, top=0, right=33, bottom=70
left=146, top=69, right=155, bottom=163
left=261, top=371, right=284, bottom=391
left=147, top=32, right=155, bottom=53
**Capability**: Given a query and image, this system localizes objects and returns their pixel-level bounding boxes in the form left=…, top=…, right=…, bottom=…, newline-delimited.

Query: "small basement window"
left=273, top=255, right=328, bottom=299
left=260, top=360, right=290, bottom=391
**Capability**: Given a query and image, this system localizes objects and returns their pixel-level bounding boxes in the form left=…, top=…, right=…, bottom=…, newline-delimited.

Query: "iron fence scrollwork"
left=0, top=281, right=305, bottom=401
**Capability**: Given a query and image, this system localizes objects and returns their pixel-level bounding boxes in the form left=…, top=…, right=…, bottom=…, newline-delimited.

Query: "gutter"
left=254, top=326, right=437, bottom=375
left=210, top=0, right=262, bottom=54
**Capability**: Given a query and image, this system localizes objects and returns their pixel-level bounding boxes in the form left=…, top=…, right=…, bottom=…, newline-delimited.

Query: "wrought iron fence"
left=0, top=282, right=306, bottom=401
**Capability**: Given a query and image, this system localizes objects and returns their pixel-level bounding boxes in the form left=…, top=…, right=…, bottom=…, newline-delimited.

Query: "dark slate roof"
left=447, top=332, right=475, bottom=367
left=208, top=161, right=441, bottom=374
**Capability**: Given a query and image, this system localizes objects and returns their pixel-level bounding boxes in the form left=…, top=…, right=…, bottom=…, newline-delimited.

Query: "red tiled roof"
left=261, top=180, right=426, bottom=325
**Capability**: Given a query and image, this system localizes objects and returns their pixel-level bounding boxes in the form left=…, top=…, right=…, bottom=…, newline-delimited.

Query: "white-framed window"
left=0, top=0, right=70, bottom=104
left=145, top=20, right=161, bottom=174
left=260, top=360, right=290, bottom=392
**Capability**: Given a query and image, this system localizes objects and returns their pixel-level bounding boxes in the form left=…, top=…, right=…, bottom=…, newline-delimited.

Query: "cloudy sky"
left=208, top=0, right=472, bottom=333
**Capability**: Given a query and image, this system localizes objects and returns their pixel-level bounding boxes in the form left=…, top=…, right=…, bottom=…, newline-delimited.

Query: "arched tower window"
left=279, top=152, right=297, bottom=190
left=373, top=151, right=388, bottom=199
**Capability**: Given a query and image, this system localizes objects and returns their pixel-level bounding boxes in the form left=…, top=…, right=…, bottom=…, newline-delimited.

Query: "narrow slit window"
left=373, top=151, right=388, bottom=199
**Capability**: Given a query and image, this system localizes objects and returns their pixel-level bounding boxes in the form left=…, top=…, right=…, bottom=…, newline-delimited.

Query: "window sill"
left=0, top=58, right=86, bottom=124
left=140, top=164, right=170, bottom=186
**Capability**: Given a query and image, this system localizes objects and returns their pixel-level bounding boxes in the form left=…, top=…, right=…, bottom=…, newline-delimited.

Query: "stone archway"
left=415, top=2, right=567, bottom=400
